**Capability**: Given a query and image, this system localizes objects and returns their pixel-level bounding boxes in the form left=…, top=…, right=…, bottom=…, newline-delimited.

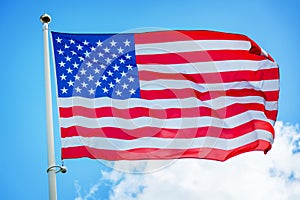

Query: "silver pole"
left=40, top=13, right=57, bottom=200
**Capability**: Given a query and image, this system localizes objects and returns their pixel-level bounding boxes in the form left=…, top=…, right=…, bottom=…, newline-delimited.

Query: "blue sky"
left=1, top=0, right=300, bottom=199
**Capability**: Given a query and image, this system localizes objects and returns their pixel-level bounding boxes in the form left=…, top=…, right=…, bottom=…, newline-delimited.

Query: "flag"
left=51, top=30, right=279, bottom=161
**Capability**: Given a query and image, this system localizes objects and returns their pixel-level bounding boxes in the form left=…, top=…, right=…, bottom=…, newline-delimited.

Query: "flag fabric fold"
left=51, top=30, right=279, bottom=161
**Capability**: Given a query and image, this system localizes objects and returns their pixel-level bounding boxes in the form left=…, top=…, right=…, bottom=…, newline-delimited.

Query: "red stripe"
left=136, top=50, right=266, bottom=64
left=134, top=30, right=252, bottom=44
left=140, top=88, right=279, bottom=102
left=134, top=30, right=273, bottom=62
left=139, top=68, right=279, bottom=83
left=59, top=103, right=277, bottom=121
left=62, top=139, right=271, bottom=161
left=60, top=119, right=275, bottom=140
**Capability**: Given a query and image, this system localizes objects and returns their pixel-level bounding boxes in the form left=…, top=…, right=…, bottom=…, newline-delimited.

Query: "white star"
left=92, top=58, right=98, bottom=63
left=128, top=76, right=135, bottom=82
left=64, top=44, right=70, bottom=49
left=110, top=40, right=117, bottom=47
left=94, top=68, right=100, bottom=74
left=61, top=87, right=68, bottom=94
left=101, top=75, right=108, bottom=81
left=56, top=37, right=62, bottom=43
left=90, top=46, right=96, bottom=51
left=81, top=82, right=88, bottom=88
left=115, top=77, right=121, bottom=83
left=66, top=67, right=73, bottom=74
left=96, top=40, right=103, bottom=47
left=124, top=39, right=131, bottom=46
left=65, top=56, right=71, bottom=62
left=87, top=74, right=94, bottom=81
left=71, top=51, right=77, bottom=55
left=102, top=87, right=109, bottom=93
left=74, top=74, right=80, bottom=80
left=105, top=57, right=112, bottom=64
left=107, top=70, right=113, bottom=76
left=73, top=62, right=79, bottom=68
left=113, top=64, right=119, bottom=71
left=57, top=49, right=64, bottom=55
left=76, top=44, right=83, bottom=50
left=120, top=71, right=127, bottom=77
left=59, top=61, right=66, bottom=67
left=83, top=40, right=89, bottom=45
left=69, top=39, right=75, bottom=44
left=119, top=58, right=125, bottom=64
left=84, top=51, right=91, bottom=58
left=86, top=62, right=93, bottom=68
left=67, top=80, right=74, bottom=86
left=75, top=87, right=82, bottom=93
left=108, top=82, right=115, bottom=88
left=104, top=47, right=110, bottom=53
left=126, top=64, right=133, bottom=70
left=79, top=57, right=84, bottom=61
left=98, top=52, right=104, bottom=57
left=122, top=83, right=128, bottom=89
left=117, top=47, right=124, bottom=54
left=60, top=74, right=67, bottom=80
left=129, top=88, right=136, bottom=95
left=95, top=80, right=101, bottom=87
left=116, top=90, right=122, bottom=96
left=88, top=88, right=95, bottom=95
left=100, top=64, right=106, bottom=69
left=125, top=54, right=132, bottom=59
left=112, top=53, right=117, bottom=58
left=80, top=68, right=86, bottom=75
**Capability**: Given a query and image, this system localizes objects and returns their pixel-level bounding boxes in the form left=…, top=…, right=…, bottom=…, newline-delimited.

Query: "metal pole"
left=40, top=13, right=57, bottom=200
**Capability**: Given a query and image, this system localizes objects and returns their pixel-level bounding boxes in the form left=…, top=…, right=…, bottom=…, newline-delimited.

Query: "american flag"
left=51, top=30, right=279, bottom=161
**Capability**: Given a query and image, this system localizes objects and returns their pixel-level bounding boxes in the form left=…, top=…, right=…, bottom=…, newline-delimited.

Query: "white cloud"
left=102, top=171, right=145, bottom=200
left=74, top=180, right=101, bottom=200
left=75, top=121, right=300, bottom=200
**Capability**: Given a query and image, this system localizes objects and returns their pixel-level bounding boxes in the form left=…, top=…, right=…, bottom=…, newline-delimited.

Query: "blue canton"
left=51, top=32, right=140, bottom=99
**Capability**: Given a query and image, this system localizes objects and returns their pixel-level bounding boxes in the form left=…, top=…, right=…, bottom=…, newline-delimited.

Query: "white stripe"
left=140, top=79, right=279, bottom=92
left=260, top=47, right=268, bottom=57
left=59, top=110, right=274, bottom=129
left=137, top=59, right=277, bottom=74
left=57, top=96, right=278, bottom=111
left=135, top=40, right=251, bottom=55
left=61, top=129, right=273, bottom=150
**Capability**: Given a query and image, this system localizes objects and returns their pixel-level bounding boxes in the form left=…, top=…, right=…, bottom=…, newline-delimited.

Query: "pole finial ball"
left=40, top=13, right=51, bottom=24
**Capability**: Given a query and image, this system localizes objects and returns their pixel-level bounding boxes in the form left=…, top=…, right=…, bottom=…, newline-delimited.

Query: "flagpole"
left=40, top=13, right=57, bottom=200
